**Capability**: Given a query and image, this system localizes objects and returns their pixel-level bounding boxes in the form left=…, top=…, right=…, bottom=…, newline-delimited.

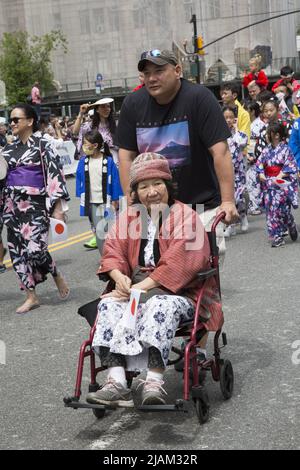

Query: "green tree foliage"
left=0, top=30, right=67, bottom=105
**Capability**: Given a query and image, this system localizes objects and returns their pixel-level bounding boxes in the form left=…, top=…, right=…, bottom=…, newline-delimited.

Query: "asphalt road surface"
left=0, top=177, right=299, bottom=450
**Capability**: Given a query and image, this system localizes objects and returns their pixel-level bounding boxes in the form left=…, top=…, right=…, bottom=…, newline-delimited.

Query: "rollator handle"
left=211, top=211, right=226, bottom=233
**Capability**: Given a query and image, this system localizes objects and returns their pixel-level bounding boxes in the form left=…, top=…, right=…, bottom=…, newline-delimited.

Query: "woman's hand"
left=259, top=174, right=266, bottom=182
left=79, top=104, right=89, bottom=115
left=131, top=277, right=160, bottom=293
left=115, top=274, right=132, bottom=296
left=52, top=200, right=66, bottom=222
left=100, top=289, right=129, bottom=301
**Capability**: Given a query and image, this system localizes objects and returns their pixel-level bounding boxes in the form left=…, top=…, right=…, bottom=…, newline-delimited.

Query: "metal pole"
left=190, top=14, right=200, bottom=84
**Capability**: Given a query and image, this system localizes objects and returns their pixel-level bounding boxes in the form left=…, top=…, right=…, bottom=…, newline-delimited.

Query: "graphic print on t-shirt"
left=136, top=120, right=191, bottom=169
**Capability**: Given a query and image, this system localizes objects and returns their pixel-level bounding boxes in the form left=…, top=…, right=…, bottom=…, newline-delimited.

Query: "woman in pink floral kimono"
left=0, top=104, right=70, bottom=313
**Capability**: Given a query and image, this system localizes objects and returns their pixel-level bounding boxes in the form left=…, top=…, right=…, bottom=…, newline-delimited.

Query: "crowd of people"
left=1, top=50, right=300, bottom=406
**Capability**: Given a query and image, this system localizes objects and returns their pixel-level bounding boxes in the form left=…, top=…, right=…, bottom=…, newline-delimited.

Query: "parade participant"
left=133, top=72, right=145, bottom=92
left=0, top=175, right=7, bottom=273
left=256, top=122, right=298, bottom=248
left=76, top=129, right=123, bottom=254
left=223, top=106, right=249, bottom=237
left=0, top=122, right=8, bottom=148
left=73, top=97, right=117, bottom=250
left=247, top=81, right=263, bottom=102
left=86, top=153, right=223, bottom=407
left=289, top=116, right=300, bottom=170
left=244, top=101, right=265, bottom=215
left=116, top=49, right=238, bottom=237
left=255, top=99, right=280, bottom=161
left=220, top=82, right=251, bottom=146
left=273, top=83, right=300, bottom=120
left=272, top=65, right=300, bottom=95
left=74, top=98, right=117, bottom=159
left=31, top=82, right=42, bottom=119
left=242, top=54, right=269, bottom=90
left=0, top=104, right=70, bottom=313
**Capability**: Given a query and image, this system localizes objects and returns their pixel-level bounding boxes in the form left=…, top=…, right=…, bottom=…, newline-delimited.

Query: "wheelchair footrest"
left=138, top=400, right=188, bottom=413
left=64, top=397, right=105, bottom=411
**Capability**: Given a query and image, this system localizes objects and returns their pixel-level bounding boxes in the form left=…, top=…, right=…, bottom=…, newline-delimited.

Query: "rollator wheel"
left=194, top=389, right=210, bottom=425
left=220, top=359, right=234, bottom=400
left=92, top=408, right=106, bottom=419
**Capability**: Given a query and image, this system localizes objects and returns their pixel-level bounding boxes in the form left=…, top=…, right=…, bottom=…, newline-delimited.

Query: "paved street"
left=0, top=177, right=299, bottom=450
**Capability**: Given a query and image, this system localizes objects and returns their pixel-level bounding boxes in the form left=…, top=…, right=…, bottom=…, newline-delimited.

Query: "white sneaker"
left=240, top=215, right=249, bottom=232
left=223, top=225, right=236, bottom=238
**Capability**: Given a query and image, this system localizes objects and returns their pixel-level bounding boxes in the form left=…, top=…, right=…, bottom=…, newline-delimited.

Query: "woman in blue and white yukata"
left=256, top=122, right=298, bottom=248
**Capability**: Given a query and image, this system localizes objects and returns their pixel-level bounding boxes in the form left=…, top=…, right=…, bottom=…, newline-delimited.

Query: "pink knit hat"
left=129, top=153, right=172, bottom=187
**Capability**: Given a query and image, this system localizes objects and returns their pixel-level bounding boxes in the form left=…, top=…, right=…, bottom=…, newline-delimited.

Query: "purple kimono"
left=256, top=143, right=298, bottom=241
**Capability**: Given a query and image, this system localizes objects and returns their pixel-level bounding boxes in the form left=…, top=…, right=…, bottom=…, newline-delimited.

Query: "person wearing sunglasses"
left=0, top=104, right=70, bottom=314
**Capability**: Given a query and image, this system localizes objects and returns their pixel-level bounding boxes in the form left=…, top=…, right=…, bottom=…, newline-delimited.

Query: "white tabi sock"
left=107, top=367, right=127, bottom=388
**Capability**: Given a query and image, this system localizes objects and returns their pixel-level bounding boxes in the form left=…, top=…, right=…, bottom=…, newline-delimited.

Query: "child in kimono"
left=256, top=122, right=298, bottom=247
left=76, top=129, right=123, bottom=254
left=245, top=101, right=265, bottom=215
left=223, top=106, right=249, bottom=237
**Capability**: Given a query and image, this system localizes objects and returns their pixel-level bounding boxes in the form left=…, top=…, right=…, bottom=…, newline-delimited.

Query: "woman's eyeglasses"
left=8, top=117, right=27, bottom=125
left=140, top=49, right=162, bottom=60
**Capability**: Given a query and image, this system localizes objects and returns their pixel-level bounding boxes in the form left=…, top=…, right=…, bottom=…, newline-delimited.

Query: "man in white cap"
left=117, top=49, right=238, bottom=228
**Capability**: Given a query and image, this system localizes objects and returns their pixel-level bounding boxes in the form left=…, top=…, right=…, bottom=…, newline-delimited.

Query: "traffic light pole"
left=190, top=14, right=200, bottom=84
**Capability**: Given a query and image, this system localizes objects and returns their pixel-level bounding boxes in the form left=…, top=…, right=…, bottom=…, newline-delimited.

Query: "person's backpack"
left=26, top=94, right=33, bottom=105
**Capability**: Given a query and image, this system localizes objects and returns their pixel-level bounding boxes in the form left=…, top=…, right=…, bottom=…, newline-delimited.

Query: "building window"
left=53, top=12, right=62, bottom=30
left=154, top=0, right=167, bottom=27
left=92, top=9, right=105, bottom=33
left=7, top=17, right=19, bottom=31
left=184, top=1, right=193, bottom=23
left=133, top=6, right=145, bottom=28
left=80, top=11, right=91, bottom=35
left=109, top=7, right=119, bottom=32
left=96, top=49, right=109, bottom=78
left=209, top=0, right=220, bottom=19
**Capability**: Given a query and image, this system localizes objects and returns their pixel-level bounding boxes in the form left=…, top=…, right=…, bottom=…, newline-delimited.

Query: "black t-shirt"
left=117, top=79, right=231, bottom=209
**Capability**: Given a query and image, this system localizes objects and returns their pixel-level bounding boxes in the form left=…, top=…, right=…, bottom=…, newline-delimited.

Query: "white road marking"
left=88, top=412, right=139, bottom=450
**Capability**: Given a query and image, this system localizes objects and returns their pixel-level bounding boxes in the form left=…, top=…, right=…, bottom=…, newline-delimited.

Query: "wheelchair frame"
left=64, top=211, right=234, bottom=424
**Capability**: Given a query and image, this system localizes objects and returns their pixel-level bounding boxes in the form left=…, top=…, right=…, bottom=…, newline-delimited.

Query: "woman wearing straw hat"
left=73, top=98, right=118, bottom=249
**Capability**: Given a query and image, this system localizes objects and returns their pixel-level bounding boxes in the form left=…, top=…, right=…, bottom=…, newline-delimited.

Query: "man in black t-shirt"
left=117, top=49, right=238, bottom=224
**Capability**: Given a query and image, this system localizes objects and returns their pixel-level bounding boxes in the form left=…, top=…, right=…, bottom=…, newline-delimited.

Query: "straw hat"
left=88, top=98, right=114, bottom=109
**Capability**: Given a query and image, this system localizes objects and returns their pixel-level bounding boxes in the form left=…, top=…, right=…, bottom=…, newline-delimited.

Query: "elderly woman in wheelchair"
left=86, top=152, right=223, bottom=409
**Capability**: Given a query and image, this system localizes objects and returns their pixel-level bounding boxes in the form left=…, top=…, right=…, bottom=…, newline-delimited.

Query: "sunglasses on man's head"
left=8, top=117, right=27, bottom=125
left=140, top=49, right=162, bottom=60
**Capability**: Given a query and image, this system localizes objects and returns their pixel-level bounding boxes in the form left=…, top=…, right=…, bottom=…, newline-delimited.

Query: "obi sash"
left=6, top=165, right=45, bottom=189
left=264, top=165, right=282, bottom=177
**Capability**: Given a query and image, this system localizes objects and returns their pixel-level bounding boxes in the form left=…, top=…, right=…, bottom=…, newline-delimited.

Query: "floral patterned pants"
left=5, top=194, right=58, bottom=290
left=92, top=295, right=195, bottom=371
